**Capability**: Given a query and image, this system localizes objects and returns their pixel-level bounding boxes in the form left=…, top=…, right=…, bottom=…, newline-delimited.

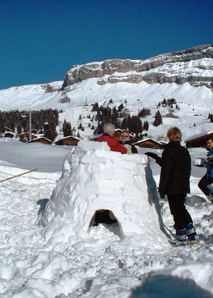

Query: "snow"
left=0, top=53, right=212, bottom=297
left=40, top=140, right=166, bottom=241
left=142, top=58, right=213, bottom=77
left=0, top=59, right=212, bottom=144
left=0, top=138, right=212, bottom=297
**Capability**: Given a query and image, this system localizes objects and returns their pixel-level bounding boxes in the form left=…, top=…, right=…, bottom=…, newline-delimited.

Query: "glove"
left=206, top=155, right=213, bottom=163
left=145, top=152, right=158, bottom=160
left=159, top=192, right=165, bottom=199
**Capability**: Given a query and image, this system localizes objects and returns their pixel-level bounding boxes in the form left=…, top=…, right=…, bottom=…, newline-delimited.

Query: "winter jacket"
left=94, top=133, right=127, bottom=154
left=159, top=141, right=191, bottom=195
left=119, top=140, right=138, bottom=154
left=206, top=148, right=213, bottom=179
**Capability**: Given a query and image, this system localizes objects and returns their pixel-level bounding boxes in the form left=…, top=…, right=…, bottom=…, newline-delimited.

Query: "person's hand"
left=145, top=152, right=158, bottom=160
left=206, top=155, right=213, bottom=163
left=159, top=192, right=165, bottom=199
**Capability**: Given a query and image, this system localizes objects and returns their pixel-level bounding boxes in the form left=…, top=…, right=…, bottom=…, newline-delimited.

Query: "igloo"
left=39, top=140, right=166, bottom=240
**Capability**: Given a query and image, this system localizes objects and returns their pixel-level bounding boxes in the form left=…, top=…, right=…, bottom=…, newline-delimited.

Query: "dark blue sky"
left=0, top=0, right=212, bottom=89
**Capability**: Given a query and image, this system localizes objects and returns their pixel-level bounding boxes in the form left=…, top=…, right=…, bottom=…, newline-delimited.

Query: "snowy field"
left=0, top=138, right=212, bottom=298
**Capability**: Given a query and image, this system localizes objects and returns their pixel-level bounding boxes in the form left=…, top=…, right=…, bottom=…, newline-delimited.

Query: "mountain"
left=62, top=44, right=213, bottom=89
left=0, top=44, right=212, bottom=141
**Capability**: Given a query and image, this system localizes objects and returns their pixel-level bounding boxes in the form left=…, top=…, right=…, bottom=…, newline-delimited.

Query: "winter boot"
left=169, top=229, right=187, bottom=247
left=185, top=223, right=199, bottom=245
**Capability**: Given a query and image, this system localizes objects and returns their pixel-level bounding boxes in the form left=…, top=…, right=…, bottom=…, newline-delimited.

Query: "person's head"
left=206, top=138, right=213, bottom=150
left=167, top=127, right=182, bottom=142
left=121, top=130, right=130, bottom=141
left=103, top=123, right=115, bottom=137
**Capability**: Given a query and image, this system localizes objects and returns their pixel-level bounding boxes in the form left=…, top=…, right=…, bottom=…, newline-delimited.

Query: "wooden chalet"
left=185, top=130, right=213, bottom=148
left=4, top=132, right=14, bottom=138
left=18, top=132, right=37, bottom=141
left=133, top=138, right=165, bottom=149
left=28, top=137, right=52, bottom=145
left=55, top=136, right=79, bottom=146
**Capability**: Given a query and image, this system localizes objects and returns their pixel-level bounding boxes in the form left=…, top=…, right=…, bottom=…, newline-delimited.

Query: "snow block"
left=39, top=140, right=165, bottom=239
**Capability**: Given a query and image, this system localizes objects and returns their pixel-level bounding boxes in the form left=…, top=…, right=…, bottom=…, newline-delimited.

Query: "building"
left=133, top=138, right=165, bottom=149
left=28, top=137, right=52, bottom=145
left=185, top=130, right=213, bottom=148
left=18, top=132, right=37, bottom=142
left=4, top=132, right=15, bottom=138
left=54, top=136, right=79, bottom=146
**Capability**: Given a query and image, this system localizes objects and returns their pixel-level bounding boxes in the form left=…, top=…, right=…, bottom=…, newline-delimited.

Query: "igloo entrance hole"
left=89, top=209, right=122, bottom=237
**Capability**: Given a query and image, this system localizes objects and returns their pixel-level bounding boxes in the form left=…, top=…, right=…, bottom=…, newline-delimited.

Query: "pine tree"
left=153, top=110, right=162, bottom=127
left=0, top=111, right=5, bottom=134
left=143, top=120, right=149, bottom=131
left=92, top=103, right=99, bottom=112
left=118, top=103, right=124, bottom=111
left=130, top=116, right=142, bottom=136
left=44, top=121, right=57, bottom=141
left=121, top=115, right=131, bottom=130
left=63, top=120, right=72, bottom=136
left=138, top=108, right=151, bottom=117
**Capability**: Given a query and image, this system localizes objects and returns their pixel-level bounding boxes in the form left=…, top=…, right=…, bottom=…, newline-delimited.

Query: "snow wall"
left=39, top=140, right=166, bottom=240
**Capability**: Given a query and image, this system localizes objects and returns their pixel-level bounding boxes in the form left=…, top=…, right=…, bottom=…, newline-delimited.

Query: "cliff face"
left=61, top=44, right=213, bottom=90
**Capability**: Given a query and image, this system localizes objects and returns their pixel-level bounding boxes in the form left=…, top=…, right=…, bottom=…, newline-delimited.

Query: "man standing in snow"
left=94, top=123, right=129, bottom=154
left=197, top=137, right=213, bottom=202
left=145, top=127, right=199, bottom=247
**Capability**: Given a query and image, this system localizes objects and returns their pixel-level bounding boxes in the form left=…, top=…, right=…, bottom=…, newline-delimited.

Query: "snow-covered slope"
left=0, top=45, right=212, bottom=141
left=0, top=138, right=212, bottom=297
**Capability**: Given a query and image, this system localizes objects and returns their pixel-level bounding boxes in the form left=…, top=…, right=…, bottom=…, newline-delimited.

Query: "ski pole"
left=0, top=168, right=38, bottom=183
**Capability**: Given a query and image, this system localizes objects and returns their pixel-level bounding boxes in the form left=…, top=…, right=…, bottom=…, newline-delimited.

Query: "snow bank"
left=40, top=140, right=166, bottom=241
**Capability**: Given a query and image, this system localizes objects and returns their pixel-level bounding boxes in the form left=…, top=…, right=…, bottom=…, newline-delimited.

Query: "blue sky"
left=0, top=0, right=212, bottom=89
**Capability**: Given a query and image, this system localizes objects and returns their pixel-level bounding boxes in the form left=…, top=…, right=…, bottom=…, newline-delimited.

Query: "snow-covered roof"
left=56, top=135, right=79, bottom=141
left=133, top=138, right=162, bottom=145
left=28, top=136, right=52, bottom=143
left=185, top=130, right=213, bottom=142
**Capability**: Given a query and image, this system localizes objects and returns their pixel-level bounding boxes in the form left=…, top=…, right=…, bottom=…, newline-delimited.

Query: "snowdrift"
left=40, top=140, right=167, bottom=241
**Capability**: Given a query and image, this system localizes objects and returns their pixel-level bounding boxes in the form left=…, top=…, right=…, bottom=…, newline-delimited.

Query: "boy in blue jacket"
left=198, top=137, right=213, bottom=202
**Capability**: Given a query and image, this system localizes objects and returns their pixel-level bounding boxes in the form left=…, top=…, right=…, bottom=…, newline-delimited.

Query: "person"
left=119, top=130, right=138, bottom=154
left=94, top=123, right=128, bottom=154
left=145, top=127, right=199, bottom=247
left=197, top=137, right=213, bottom=202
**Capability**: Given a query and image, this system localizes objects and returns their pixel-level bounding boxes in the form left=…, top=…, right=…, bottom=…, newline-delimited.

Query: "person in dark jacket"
left=145, top=127, right=199, bottom=247
left=197, top=137, right=213, bottom=202
left=94, top=123, right=127, bottom=154
left=119, top=130, right=138, bottom=154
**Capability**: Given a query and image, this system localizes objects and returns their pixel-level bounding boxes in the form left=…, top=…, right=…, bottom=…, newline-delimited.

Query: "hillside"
left=0, top=44, right=212, bottom=142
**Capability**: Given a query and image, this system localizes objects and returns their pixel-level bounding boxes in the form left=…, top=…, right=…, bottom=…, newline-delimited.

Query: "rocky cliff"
left=61, top=44, right=213, bottom=90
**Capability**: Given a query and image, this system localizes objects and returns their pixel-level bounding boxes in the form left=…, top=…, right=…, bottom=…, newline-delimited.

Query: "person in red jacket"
left=94, top=123, right=127, bottom=154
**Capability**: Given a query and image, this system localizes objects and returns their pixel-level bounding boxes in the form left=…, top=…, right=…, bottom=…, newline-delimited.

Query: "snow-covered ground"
left=0, top=138, right=212, bottom=298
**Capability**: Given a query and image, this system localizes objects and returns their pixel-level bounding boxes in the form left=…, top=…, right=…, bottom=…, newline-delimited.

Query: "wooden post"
left=0, top=168, right=38, bottom=183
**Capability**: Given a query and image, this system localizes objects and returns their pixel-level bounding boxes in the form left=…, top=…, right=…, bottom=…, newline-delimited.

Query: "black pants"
left=167, top=194, right=192, bottom=230
left=198, top=174, right=213, bottom=196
